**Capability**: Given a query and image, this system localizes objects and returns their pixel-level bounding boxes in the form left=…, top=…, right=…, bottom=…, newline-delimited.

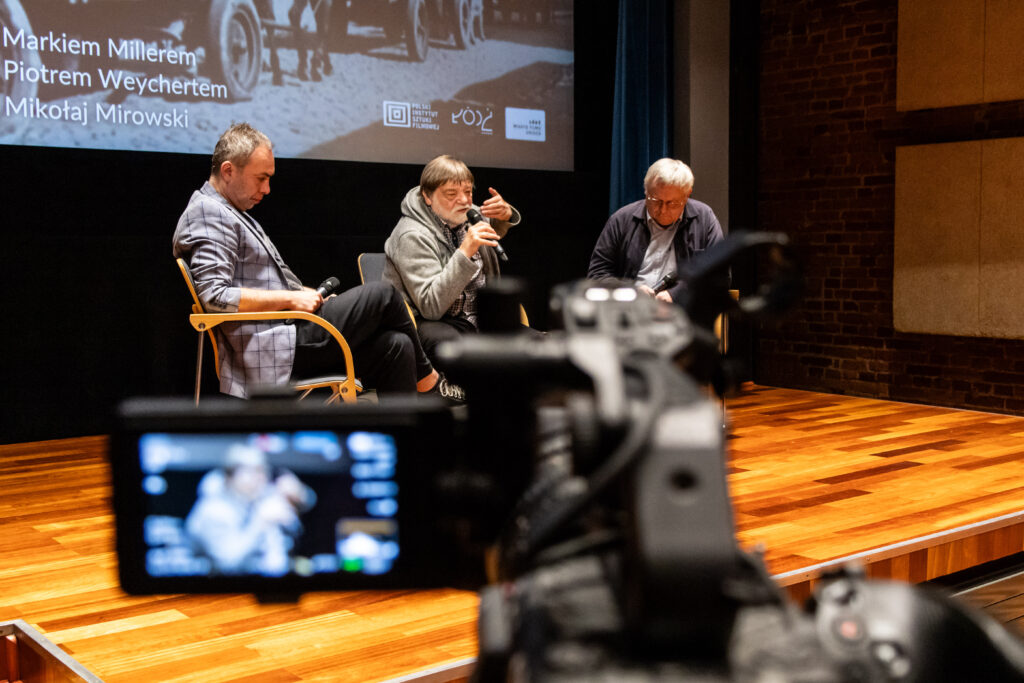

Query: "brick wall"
left=756, top=0, right=1024, bottom=413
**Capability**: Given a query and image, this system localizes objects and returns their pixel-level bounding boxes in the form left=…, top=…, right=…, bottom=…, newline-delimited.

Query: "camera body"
left=112, top=233, right=1024, bottom=680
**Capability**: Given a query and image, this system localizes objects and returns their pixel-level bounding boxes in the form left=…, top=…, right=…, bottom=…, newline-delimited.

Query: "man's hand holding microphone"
left=637, top=273, right=677, bottom=303
left=461, top=187, right=510, bottom=262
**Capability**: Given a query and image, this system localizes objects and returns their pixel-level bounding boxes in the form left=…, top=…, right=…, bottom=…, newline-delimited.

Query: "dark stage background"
left=0, top=5, right=622, bottom=444
left=1, top=2, right=765, bottom=444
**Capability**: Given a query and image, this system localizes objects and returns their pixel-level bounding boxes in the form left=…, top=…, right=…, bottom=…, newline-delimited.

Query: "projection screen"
left=0, top=0, right=573, bottom=169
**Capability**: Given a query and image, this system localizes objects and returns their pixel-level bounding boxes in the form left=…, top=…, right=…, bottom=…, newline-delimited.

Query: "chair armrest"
left=189, top=311, right=356, bottom=380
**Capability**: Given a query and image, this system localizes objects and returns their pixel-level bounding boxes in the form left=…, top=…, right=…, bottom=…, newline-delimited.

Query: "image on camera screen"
left=135, top=430, right=399, bottom=580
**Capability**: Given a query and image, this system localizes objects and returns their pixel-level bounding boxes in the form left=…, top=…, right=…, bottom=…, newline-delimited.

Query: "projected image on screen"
left=0, top=0, right=573, bottom=169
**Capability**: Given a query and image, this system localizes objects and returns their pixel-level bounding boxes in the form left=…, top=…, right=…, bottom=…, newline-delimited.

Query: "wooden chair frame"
left=176, top=258, right=360, bottom=405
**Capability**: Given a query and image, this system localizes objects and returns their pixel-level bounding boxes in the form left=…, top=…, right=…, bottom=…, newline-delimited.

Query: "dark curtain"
left=609, top=0, right=675, bottom=215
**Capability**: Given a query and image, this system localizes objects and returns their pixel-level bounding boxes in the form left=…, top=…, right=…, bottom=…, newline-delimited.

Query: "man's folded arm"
left=238, top=288, right=322, bottom=313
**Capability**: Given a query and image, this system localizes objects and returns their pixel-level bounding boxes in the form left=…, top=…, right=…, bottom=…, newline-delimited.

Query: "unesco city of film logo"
left=451, top=106, right=493, bottom=135
left=505, top=107, right=545, bottom=142
left=383, top=101, right=438, bottom=130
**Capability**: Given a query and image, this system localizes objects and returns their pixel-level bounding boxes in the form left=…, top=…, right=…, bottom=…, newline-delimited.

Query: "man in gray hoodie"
left=384, top=155, right=525, bottom=362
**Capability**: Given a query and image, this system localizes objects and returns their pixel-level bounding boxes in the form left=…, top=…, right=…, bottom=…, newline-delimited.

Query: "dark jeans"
left=291, top=281, right=432, bottom=397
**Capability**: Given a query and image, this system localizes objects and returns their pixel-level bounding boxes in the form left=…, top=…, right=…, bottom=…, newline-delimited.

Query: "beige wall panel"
left=980, top=138, right=1024, bottom=338
left=894, top=142, right=980, bottom=335
left=984, top=1, right=1024, bottom=103
left=897, top=0, right=985, bottom=111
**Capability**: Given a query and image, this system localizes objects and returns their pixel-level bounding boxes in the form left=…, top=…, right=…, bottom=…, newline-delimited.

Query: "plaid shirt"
left=437, top=214, right=486, bottom=328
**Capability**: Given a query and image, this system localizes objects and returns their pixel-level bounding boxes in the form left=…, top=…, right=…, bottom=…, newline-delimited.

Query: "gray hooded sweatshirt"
left=383, top=186, right=520, bottom=321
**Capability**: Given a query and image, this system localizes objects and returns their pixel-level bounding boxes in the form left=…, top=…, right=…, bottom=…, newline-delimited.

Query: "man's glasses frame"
left=645, top=196, right=686, bottom=211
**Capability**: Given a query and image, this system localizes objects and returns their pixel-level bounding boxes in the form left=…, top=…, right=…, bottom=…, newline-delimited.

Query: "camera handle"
left=622, top=367, right=741, bottom=660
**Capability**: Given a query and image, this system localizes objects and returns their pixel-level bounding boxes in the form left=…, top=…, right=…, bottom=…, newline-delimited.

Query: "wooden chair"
left=713, top=289, right=741, bottom=422
left=357, top=252, right=530, bottom=326
left=714, top=289, right=741, bottom=354
left=176, top=258, right=361, bottom=405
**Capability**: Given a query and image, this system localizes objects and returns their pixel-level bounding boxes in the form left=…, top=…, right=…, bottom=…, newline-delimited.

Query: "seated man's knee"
left=382, top=329, right=414, bottom=359
left=349, top=280, right=396, bottom=311
left=362, top=280, right=398, bottom=301
left=420, top=320, right=462, bottom=343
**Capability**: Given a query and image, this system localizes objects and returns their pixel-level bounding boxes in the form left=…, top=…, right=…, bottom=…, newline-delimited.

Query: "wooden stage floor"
left=2, top=384, right=1023, bottom=681
left=728, top=385, right=1024, bottom=603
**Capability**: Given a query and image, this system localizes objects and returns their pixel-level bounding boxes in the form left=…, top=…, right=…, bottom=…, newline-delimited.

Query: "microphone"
left=653, top=273, right=678, bottom=293
left=316, top=276, right=341, bottom=298
left=467, top=208, right=508, bottom=262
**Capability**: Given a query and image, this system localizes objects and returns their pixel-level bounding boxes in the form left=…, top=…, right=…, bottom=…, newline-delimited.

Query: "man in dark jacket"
left=587, top=158, right=724, bottom=303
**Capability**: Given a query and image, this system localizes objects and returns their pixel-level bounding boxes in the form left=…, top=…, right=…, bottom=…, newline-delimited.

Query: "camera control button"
left=831, top=615, right=866, bottom=644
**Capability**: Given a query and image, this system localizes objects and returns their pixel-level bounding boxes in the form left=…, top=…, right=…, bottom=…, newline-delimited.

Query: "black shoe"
left=425, top=374, right=466, bottom=403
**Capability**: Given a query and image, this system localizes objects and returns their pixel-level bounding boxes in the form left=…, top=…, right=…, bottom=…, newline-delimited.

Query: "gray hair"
left=420, top=154, right=474, bottom=195
left=211, top=122, right=272, bottom=176
left=643, top=158, right=694, bottom=193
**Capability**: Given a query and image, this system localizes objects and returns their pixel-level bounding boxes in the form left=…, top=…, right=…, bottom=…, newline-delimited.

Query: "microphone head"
left=653, top=273, right=678, bottom=293
left=318, top=276, right=341, bottom=297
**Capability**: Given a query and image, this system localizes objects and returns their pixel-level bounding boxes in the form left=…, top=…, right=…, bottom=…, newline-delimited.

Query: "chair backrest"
left=359, top=252, right=419, bottom=328
left=177, top=258, right=207, bottom=315
left=176, top=257, right=221, bottom=383
left=714, top=289, right=740, bottom=354
left=357, top=252, right=387, bottom=285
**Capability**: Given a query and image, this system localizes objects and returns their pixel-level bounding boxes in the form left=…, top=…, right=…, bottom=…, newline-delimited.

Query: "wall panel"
left=980, top=138, right=1024, bottom=337
left=894, top=141, right=981, bottom=336
left=897, top=0, right=984, bottom=111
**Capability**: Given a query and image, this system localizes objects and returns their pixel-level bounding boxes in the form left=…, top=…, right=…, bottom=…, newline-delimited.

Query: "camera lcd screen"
left=113, top=398, right=470, bottom=594
left=137, top=429, right=399, bottom=581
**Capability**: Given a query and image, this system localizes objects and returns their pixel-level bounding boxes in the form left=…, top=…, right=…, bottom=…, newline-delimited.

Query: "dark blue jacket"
left=587, top=198, right=724, bottom=301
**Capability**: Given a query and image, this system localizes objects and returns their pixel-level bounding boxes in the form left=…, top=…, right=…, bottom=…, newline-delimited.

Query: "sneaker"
left=425, top=374, right=466, bottom=403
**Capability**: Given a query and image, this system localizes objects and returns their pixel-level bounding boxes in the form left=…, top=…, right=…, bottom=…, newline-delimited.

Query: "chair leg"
left=720, top=312, right=729, bottom=426
left=194, top=332, right=205, bottom=406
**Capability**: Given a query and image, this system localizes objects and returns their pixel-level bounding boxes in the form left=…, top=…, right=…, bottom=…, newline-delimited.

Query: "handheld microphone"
left=316, top=276, right=341, bottom=298
left=467, top=208, right=509, bottom=262
left=653, top=273, right=678, bottom=293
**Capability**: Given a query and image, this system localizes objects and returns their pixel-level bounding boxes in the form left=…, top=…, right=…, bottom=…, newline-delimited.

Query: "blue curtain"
left=609, top=0, right=675, bottom=215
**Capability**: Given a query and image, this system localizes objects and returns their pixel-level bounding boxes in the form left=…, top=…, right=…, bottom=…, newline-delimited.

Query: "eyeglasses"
left=645, top=196, right=686, bottom=211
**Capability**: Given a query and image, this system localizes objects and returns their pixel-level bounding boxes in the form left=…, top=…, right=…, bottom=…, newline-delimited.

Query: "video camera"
left=112, top=232, right=1024, bottom=681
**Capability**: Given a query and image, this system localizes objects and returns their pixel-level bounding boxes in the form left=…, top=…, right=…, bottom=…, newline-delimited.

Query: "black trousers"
left=417, top=313, right=543, bottom=378
left=415, top=314, right=478, bottom=367
left=291, top=281, right=432, bottom=397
